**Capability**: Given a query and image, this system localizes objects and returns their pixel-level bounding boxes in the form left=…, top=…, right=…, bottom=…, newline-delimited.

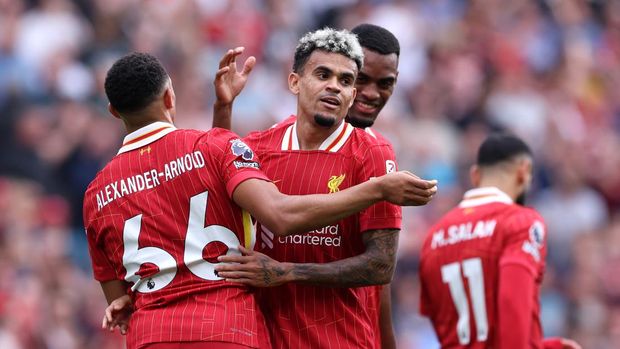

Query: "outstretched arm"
left=215, top=229, right=399, bottom=287
left=233, top=172, right=436, bottom=236
left=212, top=47, right=255, bottom=130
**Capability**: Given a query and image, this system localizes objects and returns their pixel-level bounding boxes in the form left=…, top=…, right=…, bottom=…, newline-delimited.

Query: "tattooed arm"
left=215, top=229, right=399, bottom=287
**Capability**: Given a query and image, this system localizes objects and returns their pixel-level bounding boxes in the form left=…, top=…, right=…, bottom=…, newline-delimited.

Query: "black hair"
left=104, top=52, right=169, bottom=114
left=477, top=133, right=532, bottom=166
left=293, top=27, right=364, bottom=73
left=351, top=23, right=400, bottom=57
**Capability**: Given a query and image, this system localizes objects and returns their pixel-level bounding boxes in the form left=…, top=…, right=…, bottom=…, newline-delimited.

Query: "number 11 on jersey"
left=441, top=257, right=489, bottom=345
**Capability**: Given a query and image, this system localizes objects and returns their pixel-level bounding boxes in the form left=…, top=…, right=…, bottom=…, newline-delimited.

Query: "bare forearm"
left=284, top=230, right=398, bottom=287
left=274, top=179, right=383, bottom=235
left=100, top=280, right=130, bottom=305
left=213, top=102, right=233, bottom=130
left=379, top=284, right=397, bottom=349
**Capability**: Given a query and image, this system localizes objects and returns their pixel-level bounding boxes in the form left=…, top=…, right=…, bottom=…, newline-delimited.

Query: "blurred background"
left=0, top=0, right=619, bottom=348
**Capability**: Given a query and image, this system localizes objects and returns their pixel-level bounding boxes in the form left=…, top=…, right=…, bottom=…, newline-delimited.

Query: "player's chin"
left=313, top=113, right=337, bottom=127
left=347, top=112, right=376, bottom=128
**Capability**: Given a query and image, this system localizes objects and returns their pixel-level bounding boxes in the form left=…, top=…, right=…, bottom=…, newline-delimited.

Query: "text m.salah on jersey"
left=96, top=151, right=206, bottom=211
left=431, top=220, right=497, bottom=249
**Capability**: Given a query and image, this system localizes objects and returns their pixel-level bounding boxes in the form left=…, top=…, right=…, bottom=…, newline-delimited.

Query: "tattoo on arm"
left=291, top=229, right=399, bottom=287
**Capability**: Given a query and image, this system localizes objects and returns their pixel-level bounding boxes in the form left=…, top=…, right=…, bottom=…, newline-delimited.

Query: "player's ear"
left=163, top=88, right=175, bottom=109
left=470, top=165, right=481, bottom=187
left=108, top=103, right=122, bottom=120
left=516, top=157, right=533, bottom=187
left=288, top=72, right=300, bottom=95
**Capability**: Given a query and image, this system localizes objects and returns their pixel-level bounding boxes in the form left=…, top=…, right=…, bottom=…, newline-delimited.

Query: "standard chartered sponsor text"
left=279, top=225, right=341, bottom=246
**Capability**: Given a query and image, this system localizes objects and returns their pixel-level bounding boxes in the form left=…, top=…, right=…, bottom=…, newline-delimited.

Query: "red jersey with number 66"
left=419, top=187, right=547, bottom=348
left=84, top=122, right=270, bottom=349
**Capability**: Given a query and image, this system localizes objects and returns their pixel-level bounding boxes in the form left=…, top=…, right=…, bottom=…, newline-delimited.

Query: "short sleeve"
left=499, top=209, right=547, bottom=278
left=357, top=144, right=402, bottom=232
left=86, top=225, right=118, bottom=282
left=199, top=128, right=270, bottom=198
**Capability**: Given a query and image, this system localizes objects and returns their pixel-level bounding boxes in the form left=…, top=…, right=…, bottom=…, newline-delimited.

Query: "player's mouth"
left=353, top=99, right=379, bottom=115
left=319, top=96, right=341, bottom=110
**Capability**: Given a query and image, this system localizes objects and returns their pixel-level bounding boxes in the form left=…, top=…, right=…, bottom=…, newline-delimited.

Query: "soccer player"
left=85, top=53, right=436, bottom=349
left=213, top=24, right=403, bottom=349
left=212, top=28, right=437, bottom=348
left=418, top=134, right=581, bottom=349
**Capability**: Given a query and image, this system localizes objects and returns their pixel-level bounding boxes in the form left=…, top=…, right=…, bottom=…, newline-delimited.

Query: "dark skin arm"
left=233, top=175, right=435, bottom=237
left=215, top=229, right=399, bottom=287
left=379, top=284, right=397, bottom=349
left=99, top=280, right=133, bottom=335
left=212, top=47, right=255, bottom=130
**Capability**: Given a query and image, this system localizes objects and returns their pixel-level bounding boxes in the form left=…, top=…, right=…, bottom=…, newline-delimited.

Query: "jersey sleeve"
left=499, top=209, right=547, bottom=278
left=357, top=144, right=402, bottom=233
left=198, top=128, right=270, bottom=198
left=86, top=224, right=118, bottom=282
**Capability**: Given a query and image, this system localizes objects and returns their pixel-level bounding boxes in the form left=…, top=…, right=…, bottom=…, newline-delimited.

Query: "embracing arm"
left=216, top=229, right=399, bottom=287
left=233, top=173, right=435, bottom=237
left=286, top=229, right=399, bottom=286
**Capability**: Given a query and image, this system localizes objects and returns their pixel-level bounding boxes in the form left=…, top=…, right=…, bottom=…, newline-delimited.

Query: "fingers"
left=217, top=271, right=256, bottom=279
left=224, top=278, right=255, bottom=285
left=214, top=66, right=231, bottom=81
left=218, top=47, right=245, bottom=68
left=120, top=323, right=128, bottom=335
left=238, top=244, right=253, bottom=255
left=217, top=254, right=252, bottom=263
left=241, top=56, right=256, bottom=77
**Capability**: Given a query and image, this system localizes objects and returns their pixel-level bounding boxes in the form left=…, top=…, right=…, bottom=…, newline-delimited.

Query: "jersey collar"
left=118, top=121, right=176, bottom=154
left=364, top=127, right=377, bottom=139
left=459, top=187, right=513, bottom=208
left=281, top=119, right=354, bottom=152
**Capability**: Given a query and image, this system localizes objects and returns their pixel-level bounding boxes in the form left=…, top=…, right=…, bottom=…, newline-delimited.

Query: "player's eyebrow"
left=314, top=65, right=355, bottom=80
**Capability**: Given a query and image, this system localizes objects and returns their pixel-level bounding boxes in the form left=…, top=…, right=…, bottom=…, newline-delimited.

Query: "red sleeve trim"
left=361, top=217, right=402, bottom=233
left=226, top=170, right=271, bottom=198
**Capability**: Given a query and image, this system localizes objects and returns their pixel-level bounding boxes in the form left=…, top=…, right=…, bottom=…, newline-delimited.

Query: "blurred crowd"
left=0, top=0, right=619, bottom=348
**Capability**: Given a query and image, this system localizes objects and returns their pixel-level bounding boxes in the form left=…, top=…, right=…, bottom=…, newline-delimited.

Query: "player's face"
left=347, top=48, right=398, bottom=128
left=290, top=50, right=357, bottom=128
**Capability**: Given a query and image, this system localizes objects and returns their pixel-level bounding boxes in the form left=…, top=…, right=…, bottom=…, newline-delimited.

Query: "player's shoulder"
left=243, top=116, right=293, bottom=149
left=363, top=127, right=393, bottom=147
left=504, top=204, right=544, bottom=225
left=348, top=126, right=393, bottom=152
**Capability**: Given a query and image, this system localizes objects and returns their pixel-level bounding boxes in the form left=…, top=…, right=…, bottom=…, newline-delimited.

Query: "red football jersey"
left=244, top=116, right=402, bottom=349
left=419, top=187, right=547, bottom=348
left=84, top=122, right=270, bottom=349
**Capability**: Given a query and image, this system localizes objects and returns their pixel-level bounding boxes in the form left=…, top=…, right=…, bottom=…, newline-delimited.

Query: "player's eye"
left=340, top=77, right=353, bottom=86
left=317, top=71, right=330, bottom=80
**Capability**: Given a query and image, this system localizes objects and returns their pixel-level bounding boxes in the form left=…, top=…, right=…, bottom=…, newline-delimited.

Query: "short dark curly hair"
left=104, top=52, right=169, bottom=114
left=351, top=24, right=400, bottom=57
left=477, top=133, right=532, bottom=166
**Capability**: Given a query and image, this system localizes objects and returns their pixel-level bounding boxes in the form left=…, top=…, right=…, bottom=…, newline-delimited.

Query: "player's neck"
left=123, top=109, right=173, bottom=134
left=295, top=116, right=342, bottom=150
left=477, top=178, right=519, bottom=201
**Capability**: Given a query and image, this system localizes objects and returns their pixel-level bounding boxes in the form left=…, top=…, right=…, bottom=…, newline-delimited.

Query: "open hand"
left=215, top=245, right=290, bottom=287
left=102, top=294, right=133, bottom=335
left=214, top=47, right=256, bottom=106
